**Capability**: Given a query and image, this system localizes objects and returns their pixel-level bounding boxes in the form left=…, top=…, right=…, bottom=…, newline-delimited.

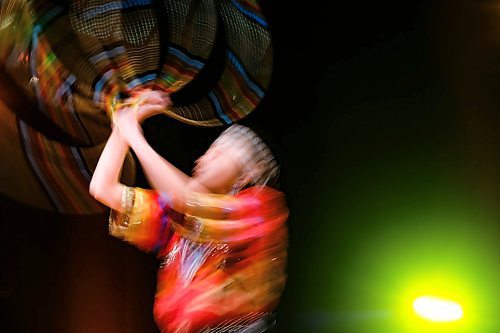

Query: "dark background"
left=2, top=0, right=500, bottom=332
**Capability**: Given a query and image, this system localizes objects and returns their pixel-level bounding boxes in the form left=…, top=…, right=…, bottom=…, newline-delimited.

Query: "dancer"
left=89, top=89, right=288, bottom=332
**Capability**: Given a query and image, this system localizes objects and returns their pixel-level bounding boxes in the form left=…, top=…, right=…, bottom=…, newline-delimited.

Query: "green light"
left=413, top=296, right=464, bottom=322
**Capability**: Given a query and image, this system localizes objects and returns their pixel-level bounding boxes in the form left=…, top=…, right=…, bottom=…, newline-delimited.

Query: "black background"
left=2, top=1, right=500, bottom=332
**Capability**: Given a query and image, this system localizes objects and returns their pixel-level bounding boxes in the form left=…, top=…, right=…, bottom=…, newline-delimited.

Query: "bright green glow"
left=396, top=278, right=474, bottom=333
left=413, top=296, right=463, bottom=322
left=301, top=150, right=500, bottom=332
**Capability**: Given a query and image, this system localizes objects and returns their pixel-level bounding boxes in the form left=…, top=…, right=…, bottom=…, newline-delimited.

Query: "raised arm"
left=89, top=90, right=175, bottom=211
left=89, top=127, right=129, bottom=211
left=113, top=103, right=206, bottom=212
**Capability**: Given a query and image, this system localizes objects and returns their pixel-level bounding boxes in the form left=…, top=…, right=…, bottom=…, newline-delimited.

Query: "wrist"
left=127, top=128, right=147, bottom=147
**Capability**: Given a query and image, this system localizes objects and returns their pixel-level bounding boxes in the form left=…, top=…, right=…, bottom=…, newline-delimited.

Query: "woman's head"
left=191, top=125, right=279, bottom=194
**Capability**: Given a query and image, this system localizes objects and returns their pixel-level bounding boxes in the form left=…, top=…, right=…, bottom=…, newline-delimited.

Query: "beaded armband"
left=109, top=186, right=136, bottom=236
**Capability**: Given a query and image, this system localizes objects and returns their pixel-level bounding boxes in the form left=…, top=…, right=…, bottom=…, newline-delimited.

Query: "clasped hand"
left=113, top=89, right=171, bottom=144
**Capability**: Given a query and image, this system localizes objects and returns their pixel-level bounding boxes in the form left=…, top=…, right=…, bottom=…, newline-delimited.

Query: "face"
left=190, top=145, right=243, bottom=194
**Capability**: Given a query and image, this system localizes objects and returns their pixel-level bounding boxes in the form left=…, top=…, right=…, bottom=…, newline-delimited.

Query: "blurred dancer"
left=89, top=89, right=288, bottom=333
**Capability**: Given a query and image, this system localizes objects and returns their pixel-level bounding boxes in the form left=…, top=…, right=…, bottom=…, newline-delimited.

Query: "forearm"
left=89, top=129, right=129, bottom=211
left=129, top=133, right=190, bottom=210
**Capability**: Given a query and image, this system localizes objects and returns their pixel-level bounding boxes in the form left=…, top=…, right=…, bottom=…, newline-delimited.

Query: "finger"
left=124, top=91, right=170, bottom=110
left=141, top=104, right=166, bottom=112
left=141, top=90, right=170, bottom=103
left=162, top=94, right=172, bottom=107
left=143, top=101, right=167, bottom=108
left=137, top=107, right=164, bottom=119
left=141, top=94, right=166, bottom=106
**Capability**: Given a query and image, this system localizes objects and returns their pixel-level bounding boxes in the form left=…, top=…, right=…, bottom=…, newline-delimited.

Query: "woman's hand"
left=113, top=106, right=144, bottom=146
left=129, top=89, right=171, bottom=123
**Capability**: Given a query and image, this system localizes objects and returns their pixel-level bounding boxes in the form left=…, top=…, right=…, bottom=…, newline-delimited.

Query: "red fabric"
left=110, top=187, right=288, bottom=332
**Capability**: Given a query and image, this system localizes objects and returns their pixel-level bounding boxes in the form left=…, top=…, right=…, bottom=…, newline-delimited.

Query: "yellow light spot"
left=413, top=296, right=463, bottom=322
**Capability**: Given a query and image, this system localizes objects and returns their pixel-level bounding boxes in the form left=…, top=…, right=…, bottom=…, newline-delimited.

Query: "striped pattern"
left=0, top=96, right=136, bottom=214
left=18, top=119, right=99, bottom=213
left=167, top=0, right=273, bottom=125
left=31, top=30, right=93, bottom=144
left=0, top=0, right=273, bottom=213
left=28, top=0, right=272, bottom=124
left=156, top=0, right=217, bottom=93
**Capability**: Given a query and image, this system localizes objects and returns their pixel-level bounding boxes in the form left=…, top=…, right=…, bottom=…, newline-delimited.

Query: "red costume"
left=110, top=186, right=288, bottom=332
